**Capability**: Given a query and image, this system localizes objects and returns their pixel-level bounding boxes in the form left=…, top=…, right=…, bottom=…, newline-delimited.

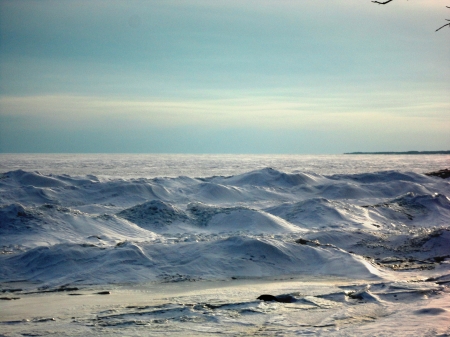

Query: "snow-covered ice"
left=0, top=154, right=449, bottom=336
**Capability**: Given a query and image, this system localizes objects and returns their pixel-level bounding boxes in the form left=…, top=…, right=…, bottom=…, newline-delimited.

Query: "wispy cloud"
left=2, top=90, right=447, bottom=132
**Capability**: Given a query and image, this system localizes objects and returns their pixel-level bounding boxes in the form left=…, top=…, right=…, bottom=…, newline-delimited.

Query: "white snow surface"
left=0, top=154, right=449, bottom=336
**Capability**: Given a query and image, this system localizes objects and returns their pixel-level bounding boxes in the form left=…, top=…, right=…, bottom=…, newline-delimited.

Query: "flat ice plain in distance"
left=0, top=154, right=449, bottom=336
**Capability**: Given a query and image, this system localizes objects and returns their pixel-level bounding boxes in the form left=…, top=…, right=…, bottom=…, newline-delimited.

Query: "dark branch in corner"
left=372, top=0, right=394, bottom=4
left=435, top=20, right=450, bottom=32
left=436, top=6, right=450, bottom=31
left=372, top=1, right=450, bottom=32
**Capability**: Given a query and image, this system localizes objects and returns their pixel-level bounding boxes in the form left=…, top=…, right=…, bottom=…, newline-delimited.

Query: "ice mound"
left=1, top=242, right=157, bottom=285
left=265, top=198, right=368, bottom=229
left=216, top=167, right=321, bottom=187
left=317, top=182, right=375, bottom=199
left=321, top=171, right=435, bottom=200
left=117, top=200, right=189, bottom=230
left=172, top=236, right=380, bottom=279
left=303, top=229, right=379, bottom=251
left=0, top=203, right=33, bottom=225
left=0, top=202, right=159, bottom=251
left=205, top=209, right=302, bottom=233
left=0, top=236, right=380, bottom=286
left=1, top=168, right=449, bottom=288
left=194, top=182, right=247, bottom=203
left=99, top=180, right=170, bottom=200
left=346, top=285, right=382, bottom=302
left=328, top=170, right=429, bottom=184
left=392, top=193, right=450, bottom=213
left=0, top=203, right=53, bottom=250
left=8, top=185, right=62, bottom=206
left=186, top=202, right=302, bottom=233
left=395, top=228, right=450, bottom=257
left=1, top=169, right=67, bottom=188
left=364, top=192, right=450, bottom=225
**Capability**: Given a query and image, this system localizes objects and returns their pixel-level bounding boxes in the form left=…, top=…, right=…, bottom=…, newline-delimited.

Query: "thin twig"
left=372, top=0, right=394, bottom=4
left=371, top=1, right=450, bottom=32
left=435, top=20, right=450, bottom=32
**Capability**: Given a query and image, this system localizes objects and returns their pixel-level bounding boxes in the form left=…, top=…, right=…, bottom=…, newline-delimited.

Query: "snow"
left=0, top=154, right=449, bottom=336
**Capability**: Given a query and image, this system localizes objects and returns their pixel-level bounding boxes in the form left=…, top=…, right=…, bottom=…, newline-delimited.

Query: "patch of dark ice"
left=414, top=307, right=447, bottom=315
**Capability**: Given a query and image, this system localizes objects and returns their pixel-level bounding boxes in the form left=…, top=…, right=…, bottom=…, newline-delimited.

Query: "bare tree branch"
left=436, top=20, right=450, bottom=32
left=372, top=0, right=394, bottom=4
left=371, top=0, right=450, bottom=32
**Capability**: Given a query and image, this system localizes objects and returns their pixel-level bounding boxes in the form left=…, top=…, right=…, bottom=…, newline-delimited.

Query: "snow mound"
left=0, top=167, right=449, bottom=288
left=0, top=203, right=50, bottom=247
left=393, top=193, right=450, bottom=212
left=0, top=236, right=380, bottom=286
left=117, top=200, right=189, bottom=229
left=167, top=236, right=380, bottom=279
left=194, top=182, right=247, bottom=203
left=217, top=167, right=320, bottom=187
left=317, top=182, right=376, bottom=199
left=0, top=203, right=34, bottom=225
left=0, top=203, right=159, bottom=250
left=364, top=193, right=450, bottom=225
left=328, top=170, right=429, bottom=184
left=187, top=202, right=302, bottom=233
left=0, top=242, right=156, bottom=285
left=265, top=198, right=368, bottom=229
left=303, top=229, right=379, bottom=252
left=1, top=170, right=67, bottom=188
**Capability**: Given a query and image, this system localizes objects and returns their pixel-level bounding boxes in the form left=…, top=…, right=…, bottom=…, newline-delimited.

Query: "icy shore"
left=1, top=165, right=449, bottom=335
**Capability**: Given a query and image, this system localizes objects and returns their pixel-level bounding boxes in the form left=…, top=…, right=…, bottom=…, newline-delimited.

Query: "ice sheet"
left=1, top=154, right=449, bottom=335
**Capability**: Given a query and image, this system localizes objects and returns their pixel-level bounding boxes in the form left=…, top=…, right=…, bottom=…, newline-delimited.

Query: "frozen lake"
left=1, top=154, right=449, bottom=336
left=1, top=153, right=449, bottom=178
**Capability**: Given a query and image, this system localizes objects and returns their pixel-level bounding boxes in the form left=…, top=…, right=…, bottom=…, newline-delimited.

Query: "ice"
left=0, top=154, right=449, bottom=336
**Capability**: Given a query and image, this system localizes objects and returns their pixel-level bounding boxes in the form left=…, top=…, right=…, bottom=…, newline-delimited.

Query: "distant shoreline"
left=344, top=151, right=450, bottom=155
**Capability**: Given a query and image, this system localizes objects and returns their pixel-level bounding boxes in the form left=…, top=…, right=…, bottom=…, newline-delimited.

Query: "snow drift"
left=1, top=167, right=449, bottom=287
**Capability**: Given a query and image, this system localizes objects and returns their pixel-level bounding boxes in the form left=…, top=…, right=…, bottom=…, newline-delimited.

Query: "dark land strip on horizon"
left=345, top=151, right=450, bottom=155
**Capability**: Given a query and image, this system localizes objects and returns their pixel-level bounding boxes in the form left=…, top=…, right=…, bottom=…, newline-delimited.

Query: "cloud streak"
left=2, top=90, right=447, bottom=131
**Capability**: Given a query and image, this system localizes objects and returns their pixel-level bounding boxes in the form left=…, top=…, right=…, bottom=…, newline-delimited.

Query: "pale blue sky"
left=0, top=0, right=449, bottom=153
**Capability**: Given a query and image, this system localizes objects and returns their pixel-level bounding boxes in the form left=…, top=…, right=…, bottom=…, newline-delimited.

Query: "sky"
left=0, top=0, right=449, bottom=154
